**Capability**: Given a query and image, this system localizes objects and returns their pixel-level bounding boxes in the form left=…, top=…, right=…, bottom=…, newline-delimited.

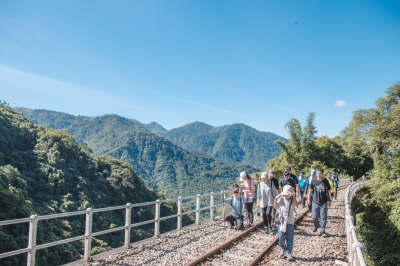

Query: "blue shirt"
left=224, top=195, right=244, bottom=217
left=298, top=177, right=308, bottom=189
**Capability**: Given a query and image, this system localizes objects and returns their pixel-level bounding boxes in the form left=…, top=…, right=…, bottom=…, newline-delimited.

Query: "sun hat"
left=310, top=169, right=316, bottom=176
left=261, top=172, right=268, bottom=179
left=300, top=170, right=305, bottom=174
left=239, top=171, right=247, bottom=181
left=268, top=170, right=274, bottom=177
left=281, top=185, right=294, bottom=196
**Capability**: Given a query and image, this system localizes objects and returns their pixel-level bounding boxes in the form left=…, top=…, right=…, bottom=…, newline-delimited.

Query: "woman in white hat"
left=240, top=171, right=255, bottom=227
left=257, top=171, right=278, bottom=234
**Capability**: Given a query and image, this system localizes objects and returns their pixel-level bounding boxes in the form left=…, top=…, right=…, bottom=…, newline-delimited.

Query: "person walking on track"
left=275, top=185, right=297, bottom=261
left=298, top=170, right=308, bottom=208
left=257, top=171, right=278, bottom=234
left=307, top=167, right=332, bottom=237
left=241, top=172, right=255, bottom=227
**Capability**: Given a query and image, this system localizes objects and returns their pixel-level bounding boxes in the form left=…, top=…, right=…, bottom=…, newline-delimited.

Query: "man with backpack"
left=307, top=167, right=332, bottom=237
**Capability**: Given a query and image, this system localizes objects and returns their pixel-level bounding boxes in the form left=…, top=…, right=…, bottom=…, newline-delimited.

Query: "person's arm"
left=326, top=180, right=332, bottom=206
left=307, top=187, right=313, bottom=205
left=293, top=197, right=298, bottom=208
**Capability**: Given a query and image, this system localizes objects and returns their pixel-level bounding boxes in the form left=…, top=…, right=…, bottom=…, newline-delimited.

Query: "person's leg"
left=300, top=189, right=305, bottom=207
left=285, top=224, right=295, bottom=261
left=246, top=201, right=254, bottom=224
left=271, top=206, right=276, bottom=226
left=225, top=215, right=235, bottom=227
left=262, top=207, right=268, bottom=227
left=320, top=202, right=328, bottom=234
left=334, top=187, right=338, bottom=200
left=312, top=202, right=320, bottom=231
left=278, top=225, right=286, bottom=257
left=266, top=206, right=273, bottom=227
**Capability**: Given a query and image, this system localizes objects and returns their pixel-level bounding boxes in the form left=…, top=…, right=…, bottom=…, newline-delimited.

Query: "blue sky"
left=1, top=1, right=399, bottom=138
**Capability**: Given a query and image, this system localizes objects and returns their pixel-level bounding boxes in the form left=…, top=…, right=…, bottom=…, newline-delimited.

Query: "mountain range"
left=139, top=121, right=285, bottom=169
left=15, top=108, right=260, bottom=197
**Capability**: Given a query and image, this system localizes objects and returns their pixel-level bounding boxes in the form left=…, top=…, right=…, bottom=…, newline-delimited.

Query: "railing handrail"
left=345, top=180, right=368, bottom=266
left=0, top=191, right=225, bottom=265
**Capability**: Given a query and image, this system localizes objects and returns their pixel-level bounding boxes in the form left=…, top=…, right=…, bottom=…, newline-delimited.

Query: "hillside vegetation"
left=344, top=83, right=400, bottom=266
left=145, top=121, right=285, bottom=169
left=15, top=108, right=258, bottom=198
left=0, top=104, right=188, bottom=266
left=265, top=83, right=400, bottom=266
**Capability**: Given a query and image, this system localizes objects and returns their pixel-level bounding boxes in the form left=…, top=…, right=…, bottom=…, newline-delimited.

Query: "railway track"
left=184, top=206, right=308, bottom=266
left=185, top=183, right=350, bottom=266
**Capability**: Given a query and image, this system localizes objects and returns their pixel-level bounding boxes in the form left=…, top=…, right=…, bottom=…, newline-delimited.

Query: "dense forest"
left=143, top=121, right=286, bottom=169
left=265, top=83, right=400, bottom=266
left=0, top=105, right=191, bottom=266
left=15, top=108, right=258, bottom=198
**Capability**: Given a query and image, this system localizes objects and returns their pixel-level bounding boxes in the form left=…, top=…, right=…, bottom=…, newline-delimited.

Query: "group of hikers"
left=221, top=166, right=340, bottom=261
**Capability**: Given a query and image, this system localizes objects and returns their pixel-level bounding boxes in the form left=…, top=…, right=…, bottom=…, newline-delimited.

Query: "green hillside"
left=0, top=104, right=185, bottom=266
left=161, top=121, right=286, bottom=169
left=15, top=108, right=258, bottom=198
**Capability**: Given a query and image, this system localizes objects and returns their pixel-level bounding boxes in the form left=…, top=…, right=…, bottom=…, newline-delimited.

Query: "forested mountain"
left=0, top=104, right=185, bottom=266
left=159, top=122, right=286, bottom=169
left=137, top=120, right=168, bottom=137
left=15, top=108, right=258, bottom=198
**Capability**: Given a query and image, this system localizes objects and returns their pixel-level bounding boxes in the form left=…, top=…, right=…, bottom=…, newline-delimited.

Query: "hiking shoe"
left=286, top=252, right=294, bottom=261
left=279, top=247, right=285, bottom=258
left=312, top=227, right=317, bottom=233
left=268, top=226, right=274, bottom=234
left=321, top=232, right=328, bottom=237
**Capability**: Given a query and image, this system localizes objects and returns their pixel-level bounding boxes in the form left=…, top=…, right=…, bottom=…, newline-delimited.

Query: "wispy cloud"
left=0, top=65, right=144, bottom=111
left=145, top=88, right=243, bottom=116
left=334, top=100, right=347, bottom=107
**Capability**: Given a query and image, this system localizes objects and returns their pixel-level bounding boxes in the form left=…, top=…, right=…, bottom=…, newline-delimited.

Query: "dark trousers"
left=224, top=214, right=236, bottom=226
left=245, top=202, right=254, bottom=224
left=300, top=188, right=306, bottom=207
left=262, top=206, right=274, bottom=227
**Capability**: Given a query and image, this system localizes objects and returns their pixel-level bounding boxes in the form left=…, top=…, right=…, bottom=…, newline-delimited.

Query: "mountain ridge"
left=15, top=107, right=258, bottom=198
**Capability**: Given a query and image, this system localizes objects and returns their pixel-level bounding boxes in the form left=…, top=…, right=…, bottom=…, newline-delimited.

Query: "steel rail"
left=186, top=182, right=351, bottom=266
left=184, top=221, right=264, bottom=266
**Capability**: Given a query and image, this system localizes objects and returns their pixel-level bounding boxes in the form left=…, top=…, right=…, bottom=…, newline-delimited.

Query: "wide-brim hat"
left=281, top=185, right=294, bottom=196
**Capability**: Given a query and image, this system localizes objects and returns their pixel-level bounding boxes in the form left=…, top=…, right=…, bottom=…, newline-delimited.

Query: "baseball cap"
left=268, top=170, right=275, bottom=177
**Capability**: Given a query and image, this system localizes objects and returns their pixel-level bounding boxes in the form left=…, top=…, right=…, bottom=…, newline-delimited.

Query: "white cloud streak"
left=145, top=88, right=244, bottom=116
left=0, top=65, right=144, bottom=111
left=334, top=100, right=347, bottom=107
